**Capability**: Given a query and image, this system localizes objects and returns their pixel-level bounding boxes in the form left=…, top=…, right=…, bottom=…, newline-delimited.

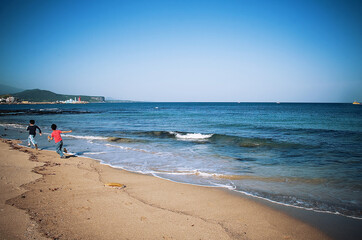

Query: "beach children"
left=27, top=120, right=42, bottom=150
left=48, top=124, right=72, bottom=158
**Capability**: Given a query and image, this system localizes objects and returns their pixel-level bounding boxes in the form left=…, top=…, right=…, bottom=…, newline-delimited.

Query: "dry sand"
left=0, top=139, right=331, bottom=240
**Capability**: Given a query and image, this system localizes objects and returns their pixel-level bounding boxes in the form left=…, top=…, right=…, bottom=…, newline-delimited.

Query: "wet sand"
left=0, top=139, right=331, bottom=240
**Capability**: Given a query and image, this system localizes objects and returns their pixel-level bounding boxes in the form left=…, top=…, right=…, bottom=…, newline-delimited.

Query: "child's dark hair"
left=51, top=124, right=57, bottom=130
left=29, top=120, right=35, bottom=124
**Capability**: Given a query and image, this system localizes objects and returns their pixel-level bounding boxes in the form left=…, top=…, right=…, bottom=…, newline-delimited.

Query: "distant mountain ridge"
left=12, top=89, right=105, bottom=102
left=0, top=83, right=24, bottom=95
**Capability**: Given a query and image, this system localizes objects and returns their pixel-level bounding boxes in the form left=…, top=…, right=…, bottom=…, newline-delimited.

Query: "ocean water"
left=0, top=102, right=361, bottom=219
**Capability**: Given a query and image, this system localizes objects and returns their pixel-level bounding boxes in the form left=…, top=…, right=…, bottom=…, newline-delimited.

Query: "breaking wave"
left=172, top=132, right=213, bottom=140
left=128, top=130, right=308, bottom=148
left=150, top=169, right=326, bottom=184
left=63, top=134, right=107, bottom=140
left=0, top=123, right=25, bottom=129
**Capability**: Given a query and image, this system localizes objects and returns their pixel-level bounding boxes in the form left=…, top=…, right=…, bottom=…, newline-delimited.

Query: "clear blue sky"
left=0, top=0, right=361, bottom=102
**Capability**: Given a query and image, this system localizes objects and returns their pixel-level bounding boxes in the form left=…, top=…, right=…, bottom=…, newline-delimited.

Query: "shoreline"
left=76, top=147, right=362, bottom=223
left=0, top=102, right=91, bottom=105
left=0, top=138, right=358, bottom=239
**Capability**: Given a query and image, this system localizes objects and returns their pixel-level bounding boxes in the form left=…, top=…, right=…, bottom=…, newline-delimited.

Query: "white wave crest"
left=174, top=133, right=213, bottom=140
left=105, top=143, right=152, bottom=154
left=153, top=169, right=222, bottom=178
left=84, top=152, right=107, bottom=155
left=63, top=134, right=107, bottom=140
left=105, top=143, right=132, bottom=150
left=0, top=123, right=26, bottom=129
left=39, top=108, right=59, bottom=111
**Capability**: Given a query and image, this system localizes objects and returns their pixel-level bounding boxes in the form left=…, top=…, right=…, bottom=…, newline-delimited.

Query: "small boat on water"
left=352, top=101, right=360, bottom=105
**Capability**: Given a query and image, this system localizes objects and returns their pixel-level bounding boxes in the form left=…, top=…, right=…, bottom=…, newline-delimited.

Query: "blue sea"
left=0, top=102, right=361, bottom=219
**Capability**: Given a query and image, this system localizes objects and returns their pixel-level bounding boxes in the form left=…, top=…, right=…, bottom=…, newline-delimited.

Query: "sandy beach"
left=0, top=139, right=331, bottom=240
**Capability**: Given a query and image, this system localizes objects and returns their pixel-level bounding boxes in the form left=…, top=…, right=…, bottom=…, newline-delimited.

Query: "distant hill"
left=12, top=89, right=105, bottom=102
left=0, top=83, right=24, bottom=95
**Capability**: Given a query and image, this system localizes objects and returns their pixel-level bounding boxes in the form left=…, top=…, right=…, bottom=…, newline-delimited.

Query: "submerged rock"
left=107, top=137, right=135, bottom=143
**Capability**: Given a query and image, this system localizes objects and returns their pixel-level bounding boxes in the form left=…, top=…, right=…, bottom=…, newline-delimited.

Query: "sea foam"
left=63, top=134, right=107, bottom=140
left=172, top=132, right=213, bottom=140
left=0, top=123, right=26, bottom=129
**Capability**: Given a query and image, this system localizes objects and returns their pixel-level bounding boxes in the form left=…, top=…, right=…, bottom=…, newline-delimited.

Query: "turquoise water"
left=0, top=102, right=361, bottom=218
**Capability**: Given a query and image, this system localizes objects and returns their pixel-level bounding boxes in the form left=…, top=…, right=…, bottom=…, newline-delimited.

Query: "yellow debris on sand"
left=104, top=183, right=126, bottom=188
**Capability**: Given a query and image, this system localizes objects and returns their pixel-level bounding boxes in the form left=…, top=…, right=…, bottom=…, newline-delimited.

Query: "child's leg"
left=55, top=141, right=64, bottom=157
left=33, top=136, right=38, bottom=149
left=28, top=135, right=37, bottom=147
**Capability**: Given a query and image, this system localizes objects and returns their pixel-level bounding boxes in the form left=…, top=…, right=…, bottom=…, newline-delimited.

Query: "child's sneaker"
left=61, top=156, right=66, bottom=159
left=28, top=144, right=31, bottom=147
left=35, top=144, right=38, bottom=150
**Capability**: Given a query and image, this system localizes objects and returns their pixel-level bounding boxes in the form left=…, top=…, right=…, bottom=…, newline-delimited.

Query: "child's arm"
left=61, top=130, right=72, bottom=133
left=37, top=126, right=42, bottom=136
left=48, top=131, right=54, bottom=141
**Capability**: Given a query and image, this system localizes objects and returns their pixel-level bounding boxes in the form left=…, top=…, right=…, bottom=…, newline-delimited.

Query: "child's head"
left=51, top=124, right=57, bottom=130
left=29, top=120, right=35, bottom=124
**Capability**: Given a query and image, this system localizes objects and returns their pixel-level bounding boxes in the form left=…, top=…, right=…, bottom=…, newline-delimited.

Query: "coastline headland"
left=0, top=101, right=90, bottom=105
left=0, top=89, right=105, bottom=104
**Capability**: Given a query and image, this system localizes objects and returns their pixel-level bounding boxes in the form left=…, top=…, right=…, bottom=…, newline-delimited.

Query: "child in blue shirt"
left=27, top=120, right=42, bottom=150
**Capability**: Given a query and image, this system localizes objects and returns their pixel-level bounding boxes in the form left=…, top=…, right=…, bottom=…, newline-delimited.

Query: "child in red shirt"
left=48, top=124, right=72, bottom=158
